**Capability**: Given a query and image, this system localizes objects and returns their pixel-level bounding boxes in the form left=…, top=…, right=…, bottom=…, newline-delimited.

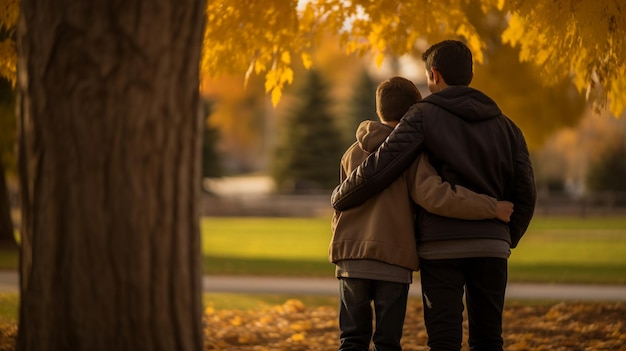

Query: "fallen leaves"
left=204, top=298, right=338, bottom=350
left=0, top=300, right=624, bottom=350
left=202, top=300, right=626, bottom=351
left=504, top=302, right=626, bottom=351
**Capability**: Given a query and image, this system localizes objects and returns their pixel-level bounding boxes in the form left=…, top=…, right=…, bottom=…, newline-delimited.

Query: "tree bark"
left=16, top=1, right=205, bottom=350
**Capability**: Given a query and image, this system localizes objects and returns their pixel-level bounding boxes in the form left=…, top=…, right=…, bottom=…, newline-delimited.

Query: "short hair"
left=375, top=76, right=422, bottom=122
left=421, top=40, right=473, bottom=86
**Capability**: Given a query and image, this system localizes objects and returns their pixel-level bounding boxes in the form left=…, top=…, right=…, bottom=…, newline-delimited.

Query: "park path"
left=0, top=271, right=624, bottom=301
left=201, top=275, right=626, bottom=301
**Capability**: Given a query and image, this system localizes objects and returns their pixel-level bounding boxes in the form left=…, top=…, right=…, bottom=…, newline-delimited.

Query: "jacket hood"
left=421, top=86, right=502, bottom=122
left=356, top=120, right=394, bottom=153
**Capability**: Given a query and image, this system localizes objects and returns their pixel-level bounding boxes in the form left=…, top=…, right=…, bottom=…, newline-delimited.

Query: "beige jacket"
left=330, top=120, right=498, bottom=270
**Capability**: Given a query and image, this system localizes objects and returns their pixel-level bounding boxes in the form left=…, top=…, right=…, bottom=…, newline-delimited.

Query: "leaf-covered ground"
left=0, top=300, right=624, bottom=350
left=203, top=300, right=626, bottom=351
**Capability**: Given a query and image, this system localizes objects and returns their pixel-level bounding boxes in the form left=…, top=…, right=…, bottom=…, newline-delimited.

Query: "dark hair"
left=376, top=76, right=422, bottom=122
left=421, top=40, right=473, bottom=86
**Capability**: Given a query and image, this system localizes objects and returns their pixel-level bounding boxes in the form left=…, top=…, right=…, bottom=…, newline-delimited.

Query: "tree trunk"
left=0, top=160, right=16, bottom=249
left=16, top=1, right=205, bottom=350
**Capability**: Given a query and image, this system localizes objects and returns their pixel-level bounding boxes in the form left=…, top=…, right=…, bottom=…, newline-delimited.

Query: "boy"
left=329, top=76, right=514, bottom=351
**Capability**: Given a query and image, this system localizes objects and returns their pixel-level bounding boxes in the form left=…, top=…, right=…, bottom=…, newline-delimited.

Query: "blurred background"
left=195, top=32, right=626, bottom=219
left=4, top=36, right=626, bottom=225
left=1, top=4, right=625, bottom=229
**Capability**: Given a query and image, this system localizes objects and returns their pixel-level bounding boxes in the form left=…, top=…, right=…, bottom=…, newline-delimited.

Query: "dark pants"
left=420, top=258, right=507, bottom=351
left=338, top=277, right=410, bottom=351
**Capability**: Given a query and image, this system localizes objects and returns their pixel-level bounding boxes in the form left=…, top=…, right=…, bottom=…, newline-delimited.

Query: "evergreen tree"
left=201, top=100, right=222, bottom=181
left=345, top=69, right=378, bottom=145
left=272, top=69, right=344, bottom=193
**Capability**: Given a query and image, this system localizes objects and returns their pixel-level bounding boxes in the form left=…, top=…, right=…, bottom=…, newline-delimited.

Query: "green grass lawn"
left=507, top=217, right=626, bottom=284
left=202, top=216, right=626, bottom=284
left=0, top=215, right=623, bottom=323
left=1, top=216, right=624, bottom=284
left=201, top=217, right=335, bottom=277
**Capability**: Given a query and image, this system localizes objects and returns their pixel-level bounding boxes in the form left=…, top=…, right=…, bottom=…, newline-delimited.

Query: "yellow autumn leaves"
left=203, top=0, right=626, bottom=115
left=200, top=299, right=626, bottom=351
left=1, top=0, right=625, bottom=116
left=204, top=299, right=338, bottom=350
left=502, top=0, right=626, bottom=116
left=504, top=302, right=626, bottom=351
left=0, top=0, right=18, bottom=85
left=203, top=0, right=304, bottom=106
left=0, top=298, right=623, bottom=350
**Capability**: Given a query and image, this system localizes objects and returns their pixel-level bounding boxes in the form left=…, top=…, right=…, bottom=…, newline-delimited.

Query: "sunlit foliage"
left=203, top=0, right=306, bottom=106
left=1, top=0, right=624, bottom=115
left=0, top=0, right=17, bottom=85
left=502, top=0, right=626, bottom=116
left=202, top=0, right=489, bottom=106
left=466, top=3, right=587, bottom=150
left=201, top=0, right=625, bottom=116
left=305, top=0, right=489, bottom=64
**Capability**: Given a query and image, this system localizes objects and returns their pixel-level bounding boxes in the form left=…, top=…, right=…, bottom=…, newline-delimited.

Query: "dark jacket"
left=331, top=86, right=536, bottom=248
left=330, top=120, right=499, bottom=270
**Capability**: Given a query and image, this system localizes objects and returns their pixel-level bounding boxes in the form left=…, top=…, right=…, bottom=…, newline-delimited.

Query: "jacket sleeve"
left=508, top=131, right=537, bottom=248
left=410, top=153, right=497, bottom=219
left=331, top=104, right=426, bottom=211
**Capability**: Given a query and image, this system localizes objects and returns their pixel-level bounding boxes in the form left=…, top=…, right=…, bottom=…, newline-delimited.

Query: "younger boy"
left=329, top=76, right=513, bottom=351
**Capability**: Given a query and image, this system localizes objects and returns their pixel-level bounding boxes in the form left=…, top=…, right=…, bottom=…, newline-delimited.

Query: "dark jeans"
left=420, top=258, right=507, bottom=351
left=338, top=277, right=410, bottom=351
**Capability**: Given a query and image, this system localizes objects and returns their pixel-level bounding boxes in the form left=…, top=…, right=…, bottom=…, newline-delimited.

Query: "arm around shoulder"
left=332, top=104, right=426, bottom=210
